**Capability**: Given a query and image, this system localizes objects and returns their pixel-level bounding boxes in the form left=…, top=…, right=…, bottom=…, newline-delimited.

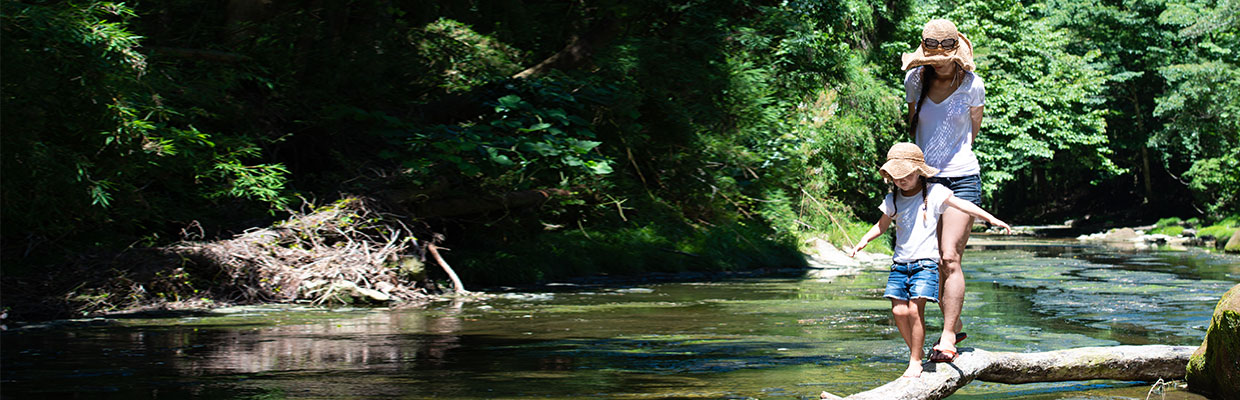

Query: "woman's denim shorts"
left=884, top=259, right=940, bottom=302
left=928, top=174, right=982, bottom=206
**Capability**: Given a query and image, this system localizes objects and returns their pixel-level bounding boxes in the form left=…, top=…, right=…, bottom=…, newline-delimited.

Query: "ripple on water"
left=968, top=246, right=1232, bottom=343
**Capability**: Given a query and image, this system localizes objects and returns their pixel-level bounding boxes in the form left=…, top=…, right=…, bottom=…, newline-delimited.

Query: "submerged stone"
left=1186, top=283, right=1240, bottom=399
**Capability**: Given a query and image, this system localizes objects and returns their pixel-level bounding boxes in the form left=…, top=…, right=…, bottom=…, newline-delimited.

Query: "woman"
left=900, top=18, right=985, bottom=362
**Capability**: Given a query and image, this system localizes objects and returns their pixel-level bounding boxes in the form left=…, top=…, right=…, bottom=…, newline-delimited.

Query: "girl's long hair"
left=890, top=176, right=930, bottom=246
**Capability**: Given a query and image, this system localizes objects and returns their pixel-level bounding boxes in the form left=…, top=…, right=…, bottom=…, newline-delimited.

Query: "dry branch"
left=821, top=345, right=1195, bottom=400
left=427, top=244, right=468, bottom=294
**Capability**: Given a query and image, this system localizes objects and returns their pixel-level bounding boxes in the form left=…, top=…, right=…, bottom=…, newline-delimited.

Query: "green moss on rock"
left=1187, top=283, right=1240, bottom=399
left=1151, top=225, right=1185, bottom=236
left=1225, top=230, right=1240, bottom=253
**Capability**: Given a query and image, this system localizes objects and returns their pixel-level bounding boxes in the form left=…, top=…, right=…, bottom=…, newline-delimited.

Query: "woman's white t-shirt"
left=904, top=67, right=985, bottom=177
left=879, top=183, right=953, bottom=263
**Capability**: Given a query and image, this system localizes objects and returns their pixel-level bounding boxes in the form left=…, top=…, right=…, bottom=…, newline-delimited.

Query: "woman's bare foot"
left=901, top=361, right=923, bottom=378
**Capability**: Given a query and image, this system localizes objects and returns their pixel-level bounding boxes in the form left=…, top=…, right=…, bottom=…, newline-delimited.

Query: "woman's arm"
left=970, top=105, right=984, bottom=142
left=848, top=213, right=893, bottom=257
left=944, top=195, right=1011, bottom=233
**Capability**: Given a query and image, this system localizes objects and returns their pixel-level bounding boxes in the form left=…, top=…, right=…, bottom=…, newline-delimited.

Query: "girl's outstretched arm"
left=849, top=213, right=893, bottom=257
left=944, top=195, right=1012, bottom=233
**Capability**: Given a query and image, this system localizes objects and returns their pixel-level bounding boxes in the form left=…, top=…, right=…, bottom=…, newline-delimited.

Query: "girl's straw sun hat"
left=901, top=19, right=976, bottom=72
left=880, top=143, right=940, bottom=181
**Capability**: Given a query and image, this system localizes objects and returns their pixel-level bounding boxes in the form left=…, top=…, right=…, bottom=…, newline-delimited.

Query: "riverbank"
left=0, top=197, right=810, bottom=324
left=0, top=238, right=875, bottom=329
left=4, top=202, right=1233, bottom=327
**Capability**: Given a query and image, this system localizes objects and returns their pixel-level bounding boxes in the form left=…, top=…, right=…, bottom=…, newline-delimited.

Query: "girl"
left=901, top=18, right=986, bottom=361
left=848, top=143, right=1010, bottom=378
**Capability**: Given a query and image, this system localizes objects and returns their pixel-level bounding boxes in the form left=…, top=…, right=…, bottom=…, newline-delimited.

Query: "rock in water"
left=1187, top=283, right=1240, bottom=399
left=1106, top=227, right=1139, bottom=241
left=1225, top=230, right=1240, bottom=253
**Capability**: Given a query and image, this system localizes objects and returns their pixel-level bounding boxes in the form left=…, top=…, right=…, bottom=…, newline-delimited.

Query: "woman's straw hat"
left=880, top=143, right=940, bottom=181
left=901, top=19, right=975, bottom=72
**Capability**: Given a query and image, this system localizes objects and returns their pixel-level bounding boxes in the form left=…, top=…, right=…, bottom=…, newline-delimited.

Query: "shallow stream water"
left=3, top=237, right=1237, bottom=399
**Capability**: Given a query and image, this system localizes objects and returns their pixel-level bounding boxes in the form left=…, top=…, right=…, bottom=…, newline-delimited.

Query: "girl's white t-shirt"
left=879, top=183, right=953, bottom=263
left=904, top=67, right=985, bottom=177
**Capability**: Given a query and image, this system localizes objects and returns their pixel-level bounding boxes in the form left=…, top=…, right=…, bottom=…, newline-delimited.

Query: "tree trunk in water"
left=1129, top=84, right=1154, bottom=204
left=427, top=244, right=467, bottom=294
left=820, top=345, right=1194, bottom=400
left=1142, top=144, right=1154, bottom=204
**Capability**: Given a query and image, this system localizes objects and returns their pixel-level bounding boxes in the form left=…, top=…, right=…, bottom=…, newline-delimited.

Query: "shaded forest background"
left=2, top=0, right=1237, bottom=288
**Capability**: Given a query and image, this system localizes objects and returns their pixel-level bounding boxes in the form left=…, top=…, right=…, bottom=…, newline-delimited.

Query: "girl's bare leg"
left=903, top=299, right=928, bottom=377
left=937, top=207, right=973, bottom=353
left=891, top=299, right=913, bottom=348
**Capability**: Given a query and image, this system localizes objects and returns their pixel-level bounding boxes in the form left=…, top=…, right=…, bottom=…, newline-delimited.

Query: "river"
left=2, top=236, right=1237, bottom=399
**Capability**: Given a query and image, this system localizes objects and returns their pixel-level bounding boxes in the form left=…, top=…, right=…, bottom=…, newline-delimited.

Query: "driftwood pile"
left=820, top=345, right=1195, bottom=400
left=0, top=197, right=468, bottom=320
left=169, top=197, right=466, bottom=306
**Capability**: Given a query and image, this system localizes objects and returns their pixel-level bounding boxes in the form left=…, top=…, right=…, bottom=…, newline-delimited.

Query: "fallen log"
left=821, top=345, right=1195, bottom=400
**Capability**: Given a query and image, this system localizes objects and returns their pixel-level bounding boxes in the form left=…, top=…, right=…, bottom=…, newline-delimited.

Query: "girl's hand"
left=847, top=243, right=865, bottom=257
left=992, top=219, right=1013, bottom=234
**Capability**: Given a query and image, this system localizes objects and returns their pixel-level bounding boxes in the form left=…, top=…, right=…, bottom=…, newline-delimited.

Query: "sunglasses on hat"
left=922, top=37, right=958, bottom=49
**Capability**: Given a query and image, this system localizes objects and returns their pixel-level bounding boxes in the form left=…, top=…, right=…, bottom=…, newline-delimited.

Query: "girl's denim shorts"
left=928, top=174, right=982, bottom=206
left=884, top=259, right=940, bottom=302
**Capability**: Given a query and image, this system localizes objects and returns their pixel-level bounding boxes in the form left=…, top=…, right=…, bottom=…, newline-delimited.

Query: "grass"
left=1199, top=216, right=1239, bottom=240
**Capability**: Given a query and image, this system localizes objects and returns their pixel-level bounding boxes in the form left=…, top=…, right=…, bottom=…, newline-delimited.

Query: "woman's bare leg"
left=936, top=207, right=973, bottom=353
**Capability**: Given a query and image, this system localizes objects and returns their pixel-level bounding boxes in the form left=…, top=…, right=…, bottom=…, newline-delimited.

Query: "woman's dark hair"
left=889, top=176, right=930, bottom=245
left=909, top=66, right=937, bottom=139
left=909, top=64, right=965, bottom=139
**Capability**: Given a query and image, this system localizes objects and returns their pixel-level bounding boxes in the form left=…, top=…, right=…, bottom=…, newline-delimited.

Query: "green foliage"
left=12, top=0, right=1236, bottom=288
left=1151, top=0, right=1240, bottom=216
left=209, top=160, right=292, bottom=210
left=415, top=18, right=524, bottom=92
left=929, top=0, right=1120, bottom=201
left=1041, top=0, right=1239, bottom=218
left=407, top=78, right=614, bottom=182
left=1, top=1, right=290, bottom=254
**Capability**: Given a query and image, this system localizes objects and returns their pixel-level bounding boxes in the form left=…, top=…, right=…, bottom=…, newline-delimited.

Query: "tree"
left=1152, top=0, right=1240, bottom=216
